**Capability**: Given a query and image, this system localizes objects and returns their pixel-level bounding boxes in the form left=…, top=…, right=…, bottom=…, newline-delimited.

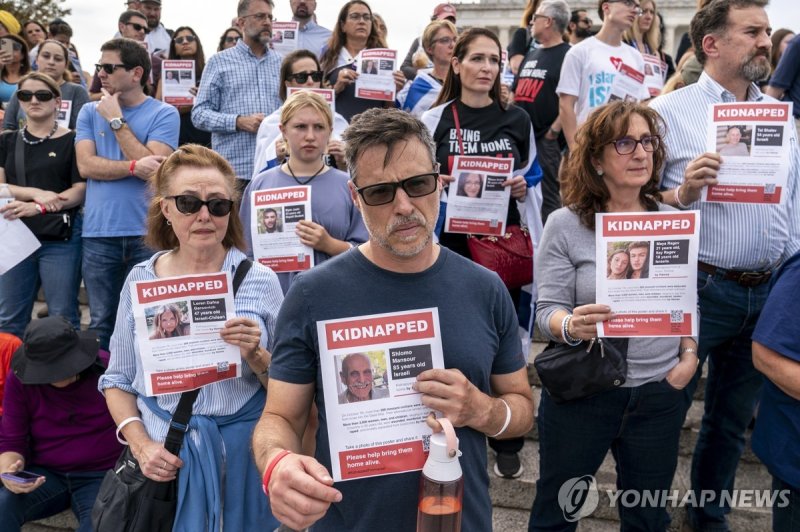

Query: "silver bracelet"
left=489, top=398, right=512, bottom=438
left=674, top=185, right=690, bottom=210
left=561, top=314, right=582, bottom=346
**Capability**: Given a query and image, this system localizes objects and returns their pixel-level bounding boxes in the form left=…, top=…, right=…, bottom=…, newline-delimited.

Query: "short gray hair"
left=237, top=0, right=274, bottom=17
left=539, top=0, right=571, bottom=33
left=342, top=108, right=437, bottom=184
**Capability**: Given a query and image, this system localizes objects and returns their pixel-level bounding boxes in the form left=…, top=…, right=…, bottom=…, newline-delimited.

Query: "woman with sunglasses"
left=243, top=91, right=366, bottom=294
left=3, top=40, right=89, bottom=130
left=156, top=26, right=211, bottom=147
left=252, top=50, right=348, bottom=177
left=217, top=27, right=242, bottom=52
left=319, top=0, right=405, bottom=122
left=0, top=72, right=85, bottom=338
left=100, top=144, right=283, bottom=531
left=397, top=19, right=457, bottom=118
left=528, top=102, right=698, bottom=530
left=0, top=35, right=31, bottom=122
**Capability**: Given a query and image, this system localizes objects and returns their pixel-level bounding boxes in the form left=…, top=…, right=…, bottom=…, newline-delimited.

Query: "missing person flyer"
left=287, top=86, right=336, bottom=115
left=131, top=272, right=240, bottom=396
left=317, top=308, right=445, bottom=482
left=161, top=59, right=195, bottom=106
left=249, top=185, right=314, bottom=272
left=608, top=61, right=647, bottom=103
left=355, top=48, right=397, bottom=101
left=642, top=53, right=667, bottom=97
left=444, top=156, right=512, bottom=236
left=56, top=100, right=71, bottom=129
left=703, top=102, right=793, bottom=204
left=271, top=21, right=299, bottom=56
left=595, top=211, right=699, bottom=337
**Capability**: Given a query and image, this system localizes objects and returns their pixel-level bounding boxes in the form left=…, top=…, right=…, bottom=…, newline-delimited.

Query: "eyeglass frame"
left=286, top=70, right=324, bottom=83
left=125, top=22, right=150, bottom=34
left=240, top=12, right=274, bottom=22
left=95, top=63, right=130, bottom=75
left=346, top=12, right=373, bottom=22
left=604, top=0, right=643, bottom=16
left=165, top=195, right=235, bottom=217
left=530, top=14, right=551, bottom=26
left=174, top=35, right=197, bottom=44
left=353, top=172, right=440, bottom=206
left=16, top=90, right=57, bottom=103
left=605, top=134, right=661, bottom=155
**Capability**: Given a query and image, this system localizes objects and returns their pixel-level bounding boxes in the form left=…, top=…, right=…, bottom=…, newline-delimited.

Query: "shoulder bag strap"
left=14, top=130, right=26, bottom=187
left=162, top=258, right=254, bottom=455
left=451, top=103, right=465, bottom=157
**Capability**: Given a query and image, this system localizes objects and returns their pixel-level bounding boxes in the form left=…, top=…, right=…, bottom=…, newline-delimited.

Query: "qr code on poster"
left=670, top=310, right=683, bottom=323
left=422, top=435, right=431, bottom=453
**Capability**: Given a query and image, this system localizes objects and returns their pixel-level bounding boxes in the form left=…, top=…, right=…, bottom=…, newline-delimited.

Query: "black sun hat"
left=11, top=317, right=99, bottom=385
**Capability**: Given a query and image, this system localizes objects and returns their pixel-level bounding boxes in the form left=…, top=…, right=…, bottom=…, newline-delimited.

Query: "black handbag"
left=91, top=260, right=253, bottom=532
left=534, top=337, right=629, bottom=404
left=14, top=130, right=73, bottom=241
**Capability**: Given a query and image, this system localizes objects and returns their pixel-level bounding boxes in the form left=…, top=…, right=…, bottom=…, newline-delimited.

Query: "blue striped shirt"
left=650, top=72, right=800, bottom=270
left=98, top=248, right=284, bottom=443
left=192, top=41, right=282, bottom=180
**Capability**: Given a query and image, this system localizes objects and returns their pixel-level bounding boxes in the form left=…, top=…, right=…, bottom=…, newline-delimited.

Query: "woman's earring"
left=595, top=168, right=604, bottom=176
left=166, top=219, right=172, bottom=226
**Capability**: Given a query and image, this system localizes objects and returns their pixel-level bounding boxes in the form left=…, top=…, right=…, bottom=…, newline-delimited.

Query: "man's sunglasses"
left=287, top=70, right=323, bottom=83
left=167, top=195, right=234, bottom=217
left=95, top=63, right=129, bottom=74
left=174, top=35, right=197, bottom=45
left=17, top=90, right=56, bottom=102
left=125, top=22, right=150, bottom=34
left=354, top=172, right=439, bottom=206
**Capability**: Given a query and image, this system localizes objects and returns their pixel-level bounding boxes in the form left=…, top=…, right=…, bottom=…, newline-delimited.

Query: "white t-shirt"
left=557, top=36, right=650, bottom=126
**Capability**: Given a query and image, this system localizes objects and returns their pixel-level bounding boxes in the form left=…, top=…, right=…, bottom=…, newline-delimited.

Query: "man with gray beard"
left=650, top=0, right=800, bottom=530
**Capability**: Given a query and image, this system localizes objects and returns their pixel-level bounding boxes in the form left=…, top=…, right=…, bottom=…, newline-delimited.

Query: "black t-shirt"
left=429, top=100, right=532, bottom=257
left=507, top=27, right=534, bottom=58
left=512, top=42, right=571, bottom=139
left=0, top=130, right=82, bottom=193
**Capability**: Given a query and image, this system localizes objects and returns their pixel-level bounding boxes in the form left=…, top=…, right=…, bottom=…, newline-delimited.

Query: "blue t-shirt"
left=770, top=36, right=800, bottom=118
left=269, top=246, right=525, bottom=531
left=752, top=251, right=800, bottom=489
left=75, top=97, right=179, bottom=237
left=0, top=80, right=17, bottom=104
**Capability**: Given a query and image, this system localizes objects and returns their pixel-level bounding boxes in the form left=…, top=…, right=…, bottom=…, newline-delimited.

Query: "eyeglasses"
left=224, top=35, right=240, bottom=43
left=125, top=22, right=150, bottom=34
left=174, top=35, right=197, bottom=45
left=287, top=70, right=323, bottom=83
left=240, top=12, right=274, bottom=22
left=530, top=14, right=550, bottom=25
left=432, top=36, right=456, bottom=46
left=17, top=90, right=56, bottom=102
left=606, top=0, right=642, bottom=15
left=347, top=13, right=372, bottom=22
left=607, top=135, right=660, bottom=155
left=167, top=195, right=234, bottom=217
left=95, top=63, right=129, bottom=74
left=354, top=172, right=439, bottom=206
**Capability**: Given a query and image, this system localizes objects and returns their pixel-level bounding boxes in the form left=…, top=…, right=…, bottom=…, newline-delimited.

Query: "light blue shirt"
left=295, top=19, right=332, bottom=58
left=192, top=40, right=282, bottom=180
left=650, top=72, right=800, bottom=270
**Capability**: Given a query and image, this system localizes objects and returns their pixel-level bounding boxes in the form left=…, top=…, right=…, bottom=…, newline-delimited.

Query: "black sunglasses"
left=287, top=70, right=323, bottom=84
left=354, top=172, right=439, bottom=206
left=17, top=90, right=56, bottom=102
left=125, top=22, right=150, bottom=34
left=95, top=63, right=129, bottom=74
left=224, top=35, right=240, bottom=43
left=174, top=35, right=197, bottom=45
left=167, top=195, right=234, bottom=217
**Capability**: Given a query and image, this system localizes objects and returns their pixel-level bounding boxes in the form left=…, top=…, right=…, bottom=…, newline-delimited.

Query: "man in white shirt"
left=141, top=0, right=171, bottom=55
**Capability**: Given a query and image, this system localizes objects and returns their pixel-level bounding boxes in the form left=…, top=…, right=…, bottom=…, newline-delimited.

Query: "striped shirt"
left=192, top=40, right=282, bottom=180
left=650, top=72, right=800, bottom=270
left=98, top=248, right=284, bottom=443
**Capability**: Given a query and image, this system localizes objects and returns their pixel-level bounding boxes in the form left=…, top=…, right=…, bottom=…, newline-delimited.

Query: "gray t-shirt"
left=3, top=82, right=89, bottom=130
left=535, top=205, right=686, bottom=386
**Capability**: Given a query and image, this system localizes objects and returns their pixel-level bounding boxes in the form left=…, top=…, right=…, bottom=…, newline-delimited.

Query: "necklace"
left=285, top=160, right=327, bottom=185
left=22, top=121, right=59, bottom=146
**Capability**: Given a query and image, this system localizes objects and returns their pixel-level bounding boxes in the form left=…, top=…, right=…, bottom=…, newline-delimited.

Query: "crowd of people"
left=0, top=0, right=798, bottom=531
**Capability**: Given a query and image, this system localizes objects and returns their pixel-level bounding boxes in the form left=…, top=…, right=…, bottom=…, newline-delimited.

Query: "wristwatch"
left=109, top=117, right=127, bottom=131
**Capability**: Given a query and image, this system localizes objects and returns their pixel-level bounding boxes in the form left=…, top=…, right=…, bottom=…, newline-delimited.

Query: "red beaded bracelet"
left=35, top=202, right=46, bottom=215
left=262, top=449, right=292, bottom=496
left=129, top=160, right=137, bottom=176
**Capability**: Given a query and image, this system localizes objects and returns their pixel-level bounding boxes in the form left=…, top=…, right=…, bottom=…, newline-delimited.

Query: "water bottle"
left=416, top=418, right=463, bottom=532
left=0, top=183, right=12, bottom=207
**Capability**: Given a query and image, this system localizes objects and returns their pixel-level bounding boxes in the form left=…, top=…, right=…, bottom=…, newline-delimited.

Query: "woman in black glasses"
left=101, top=144, right=283, bottom=530
left=319, top=0, right=404, bottom=121
left=3, top=39, right=89, bottom=130
left=529, top=101, right=697, bottom=530
left=0, top=72, right=85, bottom=338
left=0, top=34, right=31, bottom=121
left=217, top=27, right=242, bottom=52
left=155, top=26, right=210, bottom=147
left=252, top=49, right=348, bottom=177
left=243, top=91, right=366, bottom=294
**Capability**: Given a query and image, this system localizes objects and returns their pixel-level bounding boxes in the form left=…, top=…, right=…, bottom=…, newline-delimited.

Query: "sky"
left=60, top=0, right=800, bottom=68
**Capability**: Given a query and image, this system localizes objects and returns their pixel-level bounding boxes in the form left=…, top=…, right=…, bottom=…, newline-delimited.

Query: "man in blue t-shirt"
left=76, top=38, right=178, bottom=349
left=766, top=35, right=800, bottom=141
left=252, top=108, right=534, bottom=531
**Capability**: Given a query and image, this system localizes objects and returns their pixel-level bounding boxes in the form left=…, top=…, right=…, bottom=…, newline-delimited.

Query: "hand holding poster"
left=250, top=185, right=314, bottom=272
left=595, top=211, right=699, bottom=337
left=161, top=59, right=196, bottom=106
left=271, top=21, right=299, bottom=56
left=355, top=48, right=398, bottom=102
left=318, top=308, right=445, bottom=482
left=703, top=102, right=793, bottom=204
left=132, top=272, right=241, bottom=396
left=444, top=156, right=513, bottom=236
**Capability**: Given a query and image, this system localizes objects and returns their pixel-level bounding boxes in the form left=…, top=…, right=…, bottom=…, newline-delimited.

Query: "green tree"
left=0, top=0, right=70, bottom=26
